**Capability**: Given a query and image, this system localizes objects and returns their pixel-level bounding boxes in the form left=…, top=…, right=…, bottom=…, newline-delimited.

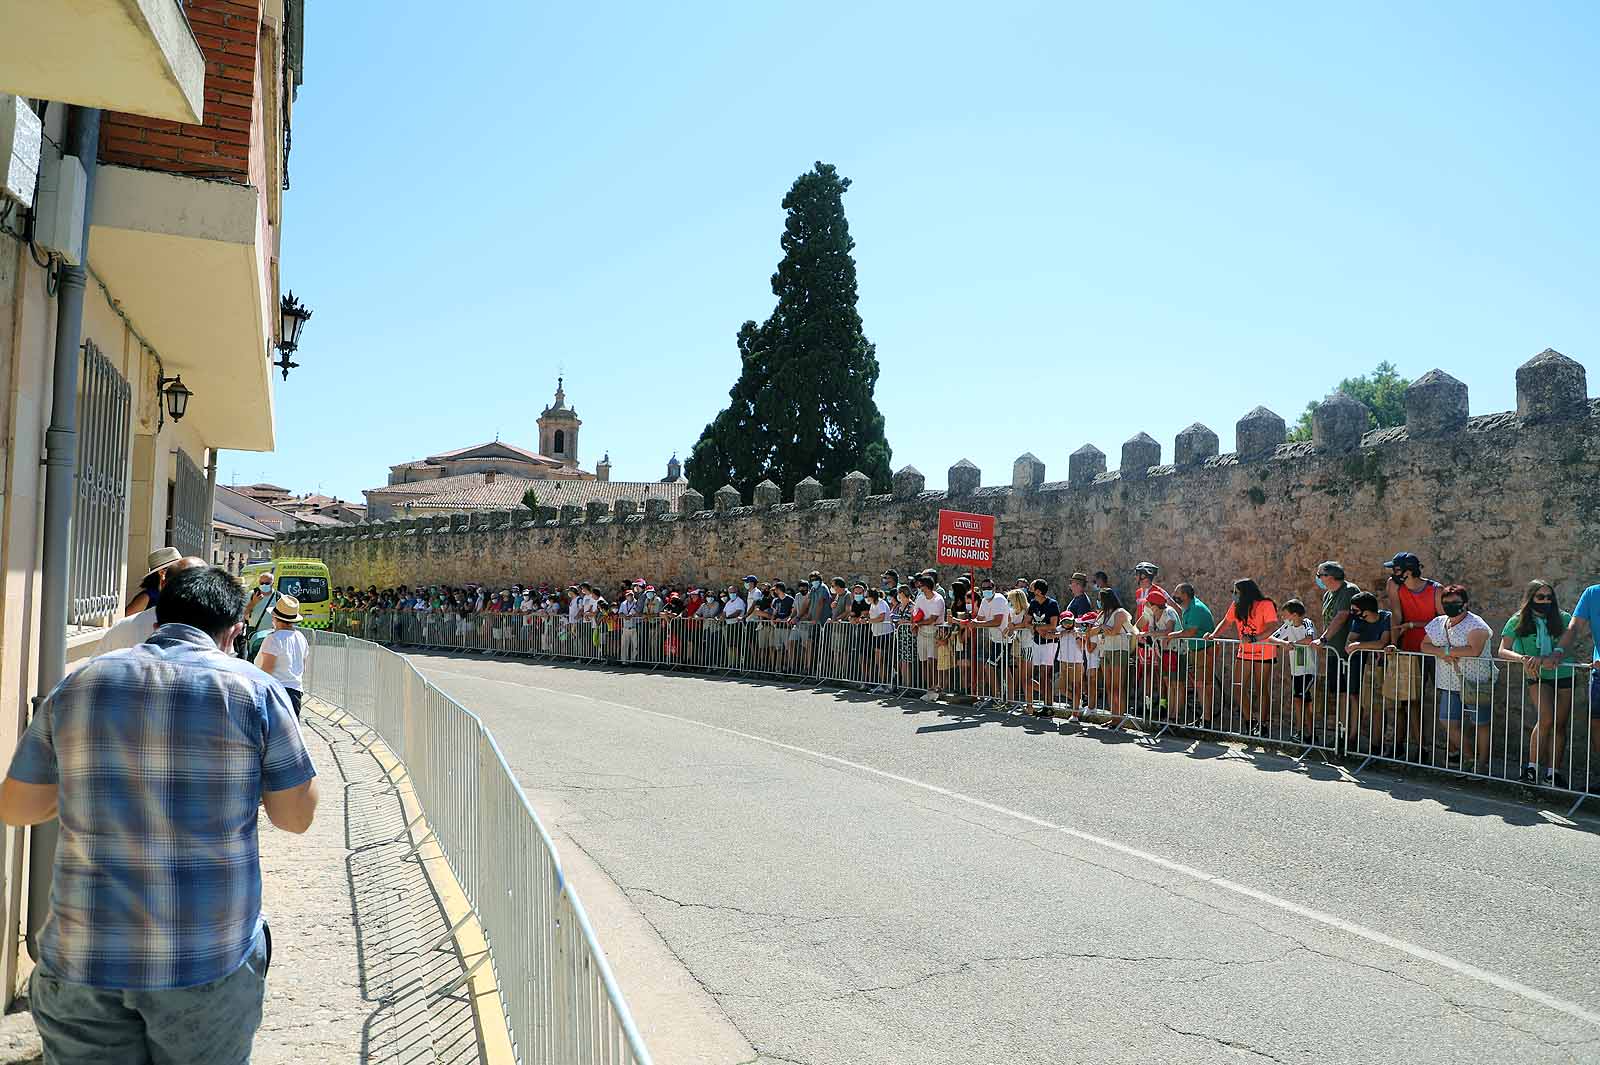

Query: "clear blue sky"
left=246, top=1, right=1598, bottom=501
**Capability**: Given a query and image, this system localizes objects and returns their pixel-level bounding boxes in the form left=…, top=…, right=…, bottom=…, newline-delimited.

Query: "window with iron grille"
left=69, top=340, right=132, bottom=627
left=171, top=448, right=208, bottom=560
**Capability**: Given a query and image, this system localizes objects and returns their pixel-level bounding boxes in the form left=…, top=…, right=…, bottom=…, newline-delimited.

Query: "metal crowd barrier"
left=329, top=609, right=1594, bottom=813
left=303, top=628, right=652, bottom=1065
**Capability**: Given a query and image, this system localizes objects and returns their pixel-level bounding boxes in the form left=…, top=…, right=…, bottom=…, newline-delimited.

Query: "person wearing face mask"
left=966, top=578, right=1007, bottom=708
left=721, top=583, right=747, bottom=668
left=1382, top=552, right=1439, bottom=754
left=880, top=570, right=899, bottom=597
left=802, top=571, right=831, bottom=670
left=619, top=588, right=642, bottom=664
left=1314, top=562, right=1361, bottom=724
left=1499, top=580, right=1575, bottom=788
left=865, top=587, right=895, bottom=693
left=1422, top=585, right=1494, bottom=770
left=912, top=576, right=947, bottom=701
left=1342, top=591, right=1393, bottom=757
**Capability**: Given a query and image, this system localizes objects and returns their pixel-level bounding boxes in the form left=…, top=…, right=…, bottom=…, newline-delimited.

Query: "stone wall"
left=278, top=352, right=1600, bottom=628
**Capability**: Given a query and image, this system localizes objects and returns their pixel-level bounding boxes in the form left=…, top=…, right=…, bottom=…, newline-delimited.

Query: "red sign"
left=936, top=510, right=996, bottom=569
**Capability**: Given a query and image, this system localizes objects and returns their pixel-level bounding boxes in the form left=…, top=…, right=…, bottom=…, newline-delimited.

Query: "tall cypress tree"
left=686, top=162, right=893, bottom=501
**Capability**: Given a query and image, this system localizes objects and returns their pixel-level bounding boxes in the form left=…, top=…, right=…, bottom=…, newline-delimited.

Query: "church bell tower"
left=537, top=377, right=581, bottom=468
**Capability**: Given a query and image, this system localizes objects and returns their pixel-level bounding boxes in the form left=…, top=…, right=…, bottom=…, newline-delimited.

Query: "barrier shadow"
left=301, top=715, right=484, bottom=1065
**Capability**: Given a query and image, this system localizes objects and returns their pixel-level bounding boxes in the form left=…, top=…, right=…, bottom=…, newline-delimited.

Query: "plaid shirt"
left=8, top=624, right=316, bottom=990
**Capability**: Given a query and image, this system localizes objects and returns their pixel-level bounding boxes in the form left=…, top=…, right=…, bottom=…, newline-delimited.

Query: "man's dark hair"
left=1317, top=561, right=1346, bottom=580
left=1350, top=591, right=1381, bottom=614
left=1031, top=578, right=1049, bottom=594
left=1094, top=571, right=1109, bottom=584
left=156, top=566, right=246, bottom=636
left=1175, top=582, right=1195, bottom=599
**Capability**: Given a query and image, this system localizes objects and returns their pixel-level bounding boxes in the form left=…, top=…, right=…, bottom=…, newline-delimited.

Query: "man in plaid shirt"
left=0, top=566, right=317, bottom=1064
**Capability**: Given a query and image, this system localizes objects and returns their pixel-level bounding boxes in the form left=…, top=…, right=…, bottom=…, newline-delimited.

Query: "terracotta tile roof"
left=367, top=472, right=506, bottom=498
left=397, top=474, right=687, bottom=513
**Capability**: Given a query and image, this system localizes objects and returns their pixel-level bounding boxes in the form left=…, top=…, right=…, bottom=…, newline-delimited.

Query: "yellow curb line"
left=312, top=702, right=516, bottom=1065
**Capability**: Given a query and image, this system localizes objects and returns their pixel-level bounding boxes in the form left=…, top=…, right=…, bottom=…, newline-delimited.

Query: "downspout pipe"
left=29, top=105, right=100, bottom=959
left=204, top=449, right=219, bottom=562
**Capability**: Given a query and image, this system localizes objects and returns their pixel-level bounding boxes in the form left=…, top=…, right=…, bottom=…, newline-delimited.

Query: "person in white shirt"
left=1268, top=598, right=1320, bottom=744
left=721, top=586, right=747, bottom=667
left=1421, top=584, right=1495, bottom=770
left=913, top=576, right=946, bottom=701
left=1136, top=589, right=1184, bottom=723
left=968, top=578, right=1009, bottom=709
left=255, top=595, right=309, bottom=718
left=866, top=588, right=895, bottom=694
left=100, top=556, right=207, bottom=653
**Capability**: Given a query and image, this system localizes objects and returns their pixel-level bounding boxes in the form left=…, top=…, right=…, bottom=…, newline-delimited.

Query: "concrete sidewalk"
left=0, top=708, right=489, bottom=1064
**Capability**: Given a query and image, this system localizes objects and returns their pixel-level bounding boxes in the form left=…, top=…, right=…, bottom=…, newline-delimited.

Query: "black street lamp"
left=157, top=374, right=192, bottom=429
left=273, top=291, right=312, bottom=379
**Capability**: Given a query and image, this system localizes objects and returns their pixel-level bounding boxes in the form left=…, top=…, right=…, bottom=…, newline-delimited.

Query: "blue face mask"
left=981, top=589, right=995, bottom=600
left=1315, top=576, right=1328, bottom=591
left=854, top=593, right=865, bottom=603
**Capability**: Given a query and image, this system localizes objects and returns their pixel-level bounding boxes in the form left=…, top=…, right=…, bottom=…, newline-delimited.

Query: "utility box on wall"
left=33, top=149, right=86, bottom=264
left=0, top=94, right=42, bottom=208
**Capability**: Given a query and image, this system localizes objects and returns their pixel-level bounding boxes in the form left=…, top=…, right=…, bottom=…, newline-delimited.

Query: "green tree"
left=1287, top=361, right=1410, bottom=441
left=686, top=162, right=893, bottom=501
left=520, top=486, right=540, bottom=511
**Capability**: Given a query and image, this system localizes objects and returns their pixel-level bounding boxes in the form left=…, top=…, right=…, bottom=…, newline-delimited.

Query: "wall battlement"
left=278, top=352, right=1599, bottom=625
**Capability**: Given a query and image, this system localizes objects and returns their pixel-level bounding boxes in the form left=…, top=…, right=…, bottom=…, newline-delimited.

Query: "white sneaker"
left=921, top=690, right=940, bottom=702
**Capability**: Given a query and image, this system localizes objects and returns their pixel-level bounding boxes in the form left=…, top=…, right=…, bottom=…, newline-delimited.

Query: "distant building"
left=212, top=487, right=277, bottom=575
left=364, top=378, right=687, bottom=519
left=223, top=484, right=365, bottom=526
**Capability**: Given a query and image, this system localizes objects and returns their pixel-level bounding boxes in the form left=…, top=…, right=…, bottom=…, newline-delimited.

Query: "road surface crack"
left=1161, top=1023, right=1286, bottom=1062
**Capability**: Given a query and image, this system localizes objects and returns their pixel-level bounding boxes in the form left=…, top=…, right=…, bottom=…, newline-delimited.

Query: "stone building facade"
left=277, top=352, right=1599, bottom=629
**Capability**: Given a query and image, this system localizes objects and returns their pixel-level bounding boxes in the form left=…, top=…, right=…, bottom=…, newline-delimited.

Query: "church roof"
left=397, top=474, right=687, bottom=513
left=399, top=440, right=564, bottom=467
left=368, top=471, right=511, bottom=498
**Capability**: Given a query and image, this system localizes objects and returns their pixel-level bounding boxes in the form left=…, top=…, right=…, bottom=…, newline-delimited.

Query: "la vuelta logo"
left=936, top=510, right=996, bottom=569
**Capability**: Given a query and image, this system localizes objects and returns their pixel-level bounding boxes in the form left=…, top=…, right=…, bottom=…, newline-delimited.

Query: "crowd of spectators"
left=332, top=555, right=1600, bottom=789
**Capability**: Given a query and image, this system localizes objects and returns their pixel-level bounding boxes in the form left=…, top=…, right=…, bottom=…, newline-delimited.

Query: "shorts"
left=1325, top=656, right=1352, bottom=695
left=791, top=621, right=813, bottom=644
left=873, top=632, right=894, bottom=652
left=1291, top=674, right=1315, bottom=698
left=758, top=625, right=779, bottom=649
left=1058, top=638, right=1085, bottom=665
left=286, top=688, right=302, bottom=719
left=984, top=640, right=1009, bottom=665
left=1528, top=674, right=1577, bottom=692
left=916, top=627, right=938, bottom=661
left=1591, top=670, right=1600, bottom=718
left=1102, top=649, right=1131, bottom=675
left=1031, top=642, right=1057, bottom=668
left=1436, top=689, right=1489, bottom=723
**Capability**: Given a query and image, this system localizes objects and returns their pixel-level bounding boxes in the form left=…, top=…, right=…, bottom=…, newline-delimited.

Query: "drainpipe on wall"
left=29, top=105, right=100, bottom=959
left=204, top=449, right=218, bottom=564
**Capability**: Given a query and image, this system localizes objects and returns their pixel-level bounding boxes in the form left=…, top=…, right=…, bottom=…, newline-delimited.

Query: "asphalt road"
left=411, top=651, right=1600, bottom=1065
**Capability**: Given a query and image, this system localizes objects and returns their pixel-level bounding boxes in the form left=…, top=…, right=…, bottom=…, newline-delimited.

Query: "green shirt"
left=1321, top=581, right=1361, bottom=656
left=1500, top=611, right=1575, bottom=680
left=1181, top=597, right=1215, bottom=652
